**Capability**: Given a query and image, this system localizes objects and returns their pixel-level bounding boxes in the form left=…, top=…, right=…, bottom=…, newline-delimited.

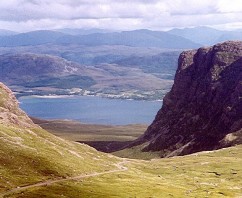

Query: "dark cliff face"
left=134, top=41, right=242, bottom=157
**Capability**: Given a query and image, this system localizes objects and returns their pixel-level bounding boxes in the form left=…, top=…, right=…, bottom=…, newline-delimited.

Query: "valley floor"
left=31, top=117, right=147, bottom=152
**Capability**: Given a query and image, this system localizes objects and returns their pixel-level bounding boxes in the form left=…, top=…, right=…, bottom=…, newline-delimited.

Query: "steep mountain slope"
left=127, top=41, right=242, bottom=157
left=0, top=83, right=35, bottom=128
left=0, top=82, right=120, bottom=194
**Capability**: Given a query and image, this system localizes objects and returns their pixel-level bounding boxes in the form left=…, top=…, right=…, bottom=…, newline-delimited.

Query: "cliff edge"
left=0, top=82, right=36, bottom=128
left=133, top=41, right=242, bottom=157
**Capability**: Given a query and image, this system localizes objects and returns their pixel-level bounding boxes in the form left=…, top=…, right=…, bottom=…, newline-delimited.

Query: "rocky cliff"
left=0, top=82, right=36, bottom=128
left=133, top=41, right=242, bottom=157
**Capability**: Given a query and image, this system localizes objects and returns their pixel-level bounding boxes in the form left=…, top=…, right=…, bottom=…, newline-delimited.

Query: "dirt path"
left=0, top=160, right=128, bottom=197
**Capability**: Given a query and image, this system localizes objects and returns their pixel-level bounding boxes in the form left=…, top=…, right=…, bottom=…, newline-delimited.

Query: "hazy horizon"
left=1, top=25, right=242, bottom=34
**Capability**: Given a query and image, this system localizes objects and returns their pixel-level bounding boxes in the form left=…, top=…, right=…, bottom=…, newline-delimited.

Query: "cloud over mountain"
left=0, top=0, right=242, bottom=31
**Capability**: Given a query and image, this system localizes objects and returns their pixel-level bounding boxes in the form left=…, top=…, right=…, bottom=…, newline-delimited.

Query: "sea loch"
left=19, top=96, right=162, bottom=125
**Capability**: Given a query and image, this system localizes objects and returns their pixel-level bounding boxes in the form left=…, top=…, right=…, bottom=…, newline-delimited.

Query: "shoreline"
left=31, top=116, right=148, bottom=128
left=18, top=93, right=164, bottom=102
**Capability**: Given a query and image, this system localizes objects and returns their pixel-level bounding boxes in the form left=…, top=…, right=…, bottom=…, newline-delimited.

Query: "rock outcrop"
left=133, top=41, right=242, bottom=157
left=0, top=82, right=36, bottom=128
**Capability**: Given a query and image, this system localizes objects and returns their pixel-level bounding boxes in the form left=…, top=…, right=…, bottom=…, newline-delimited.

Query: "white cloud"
left=217, top=0, right=242, bottom=13
left=0, top=0, right=241, bottom=31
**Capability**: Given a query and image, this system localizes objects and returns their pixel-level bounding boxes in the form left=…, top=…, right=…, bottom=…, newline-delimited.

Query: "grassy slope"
left=2, top=118, right=241, bottom=198
left=4, top=145, right=242, bottom=198
left=0, top=123, right=120, bottom=195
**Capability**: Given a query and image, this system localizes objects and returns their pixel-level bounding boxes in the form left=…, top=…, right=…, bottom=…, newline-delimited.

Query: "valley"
left=0, top=91, right=241, bottom=197
left=0, top=27, right=241, bottom=197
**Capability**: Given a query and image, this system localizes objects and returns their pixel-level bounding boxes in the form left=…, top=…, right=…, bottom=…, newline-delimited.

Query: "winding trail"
left=0, top=160, right=129, bottom=197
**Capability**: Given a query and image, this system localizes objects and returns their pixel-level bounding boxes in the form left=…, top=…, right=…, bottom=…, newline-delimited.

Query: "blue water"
left=19, top=96, right=162, bottom=125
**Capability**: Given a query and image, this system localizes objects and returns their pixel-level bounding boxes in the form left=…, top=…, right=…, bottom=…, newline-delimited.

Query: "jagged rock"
left=0, top=82, right=37, bottom=128
left=132, top=41, right=242, bottom=157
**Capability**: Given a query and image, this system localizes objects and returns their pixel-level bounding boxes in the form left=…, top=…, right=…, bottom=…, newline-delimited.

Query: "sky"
left=0, top=0, right=242, bottom=32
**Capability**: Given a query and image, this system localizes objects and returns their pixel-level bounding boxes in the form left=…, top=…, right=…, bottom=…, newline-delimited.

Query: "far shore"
left=18, top=93, right=164, bottom=102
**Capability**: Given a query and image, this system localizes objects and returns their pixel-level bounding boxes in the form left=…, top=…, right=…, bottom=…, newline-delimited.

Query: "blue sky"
left=0, top=0, right=242, bottom=32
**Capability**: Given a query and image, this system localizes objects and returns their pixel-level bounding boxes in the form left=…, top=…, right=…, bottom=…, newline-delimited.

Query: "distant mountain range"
left=55, top=29, right=200, bottom=49
left=0, top=29, right=199, bottom=49
left=168, top=26, right=242, bottom=45
left=0, top=30, right=66, bottom=46
left=0, top=26, right=241, bottom=48
left=54, top=28, right=112, bottom=35
left=0, top=29, right=18, bottom=36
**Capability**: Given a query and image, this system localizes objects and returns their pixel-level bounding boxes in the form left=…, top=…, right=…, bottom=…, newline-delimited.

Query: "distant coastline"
left=19, top=94, right=164, bottom=102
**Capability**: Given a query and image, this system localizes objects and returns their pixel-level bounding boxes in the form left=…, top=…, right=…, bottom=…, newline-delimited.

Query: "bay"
left=19, top=96, right=162, bottom=125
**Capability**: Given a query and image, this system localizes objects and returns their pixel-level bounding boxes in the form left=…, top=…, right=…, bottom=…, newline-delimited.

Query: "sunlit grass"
left=2, top=130, right=242, bottom=198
